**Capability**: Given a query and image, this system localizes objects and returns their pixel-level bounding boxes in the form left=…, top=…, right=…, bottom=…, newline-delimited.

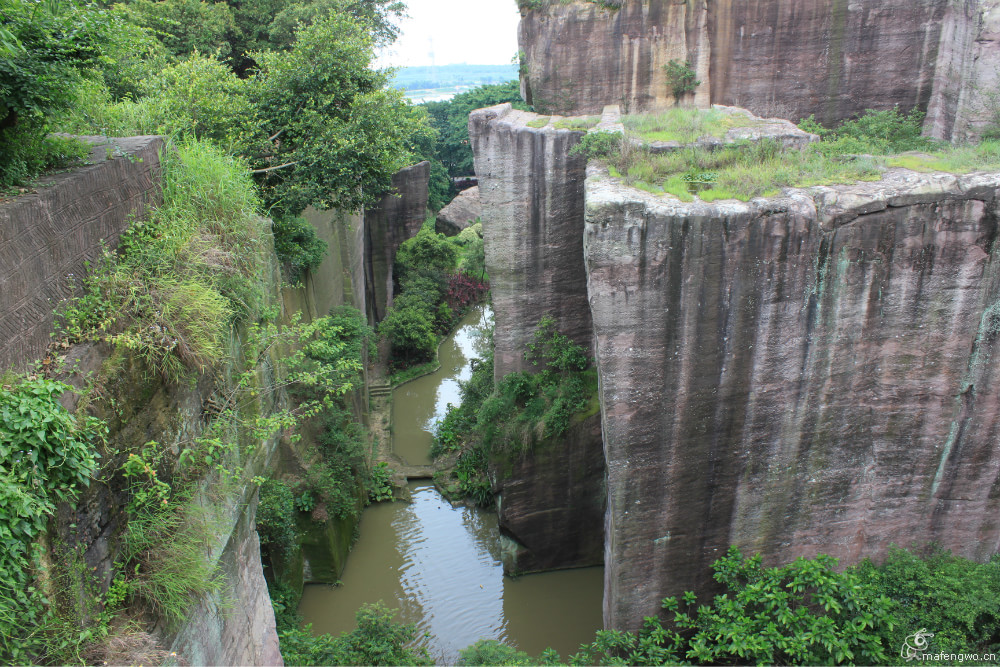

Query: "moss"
left=526, top=116, right=551, bottom=129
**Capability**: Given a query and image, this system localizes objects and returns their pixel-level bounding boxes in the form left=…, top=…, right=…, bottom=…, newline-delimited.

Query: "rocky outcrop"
left=584, top=165, right=1000, bottom=630
left=0, top=136, right=163, bottom=371
left=518, top=0, right=1000, bottom=140
left=470, top=104, right=605, bottom=573
left=436, top=185, right=481, bottom=236
left=470, top=104, right=593, bottom=377
left=364, top=161, right=430, bottom=323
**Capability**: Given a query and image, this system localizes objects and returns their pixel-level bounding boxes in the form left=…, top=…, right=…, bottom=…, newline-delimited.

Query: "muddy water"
left=392, top=305, right=492, bottom=466
left=299, top=483, right=603, bottom=663
left=298, top=304, right=604, bottom=663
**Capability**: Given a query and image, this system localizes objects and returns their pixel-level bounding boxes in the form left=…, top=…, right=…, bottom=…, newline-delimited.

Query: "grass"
left=603, top=135, right=1000, bottom=203
left=526, top=116, right=550, bottom=128
left=886, top=141, right=1000, bottom=173
left=553, top=115, right=600, bottom=131
left=622, top=107, right=760, bottom=144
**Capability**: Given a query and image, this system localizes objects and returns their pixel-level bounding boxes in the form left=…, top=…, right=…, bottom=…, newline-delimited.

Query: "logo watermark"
left=901, top=628, right=998, bottom=662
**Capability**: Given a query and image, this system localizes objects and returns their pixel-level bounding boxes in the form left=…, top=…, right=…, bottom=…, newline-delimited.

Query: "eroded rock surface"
left=364, top=161, right=430, bottom=323
left=518, top=0, right=1000, bottom=139
left=585, top=166, right=1000, bottom=630
left=436, top=185, right=481, bottom=236
left=470, top=104, right=605, bottom=573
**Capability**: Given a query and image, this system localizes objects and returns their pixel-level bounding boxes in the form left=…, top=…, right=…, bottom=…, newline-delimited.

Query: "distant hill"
left=391, top=64, right=518, bottom=91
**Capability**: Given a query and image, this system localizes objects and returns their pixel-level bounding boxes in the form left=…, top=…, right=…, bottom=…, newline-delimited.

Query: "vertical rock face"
left=518, top=0, right=710, bottom=115
left=518, top=0, right=1000, bottom=139
left=364, top=161, right=430, bottom=323
left=469, top=104, right=593, bottom=377
left=0, top=136, right=163, bottom=372
left=470, top=104, right=605, bottom=573
left=584, top=166, right=1000, bottom=630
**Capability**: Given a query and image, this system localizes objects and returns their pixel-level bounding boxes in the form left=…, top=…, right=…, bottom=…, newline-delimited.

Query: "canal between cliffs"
left=299, top=305, right=604, bottom=663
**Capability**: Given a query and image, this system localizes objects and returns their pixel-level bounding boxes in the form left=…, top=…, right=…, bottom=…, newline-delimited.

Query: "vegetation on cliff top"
left=582, top=107, right=1000, bottom=201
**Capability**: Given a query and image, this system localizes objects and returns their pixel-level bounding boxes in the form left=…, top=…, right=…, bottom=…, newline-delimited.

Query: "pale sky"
left=377, top=0, right=522, bottom=67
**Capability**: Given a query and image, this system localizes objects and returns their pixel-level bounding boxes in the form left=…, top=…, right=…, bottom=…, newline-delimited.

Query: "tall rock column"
left=585, top=166, right=1000, bottom=630
left=363, top=161, right=430, bottom=323
left=470, top=103, right=604, bottom=573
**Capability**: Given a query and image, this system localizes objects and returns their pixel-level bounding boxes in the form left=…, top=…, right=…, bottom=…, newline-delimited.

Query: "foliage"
left=0, top=0, right=112, bottom=187
left=56, top=140, right=268, bottom=380
left=273, top=216, right=329, bottom=283
left=267, top=579, right=303, bottom=633
left=367, top=461, right=395, bottom=503
left=117, top=0, right=235, bottom=59
left=0, top=377, right=104, bottom=663
left=800, top=107, right=933, bottom=155
left=570, top=130, right=624, bottom=159
left=458, top=639, right=535, bottom=666
left=379, top=225, right=466, bottom=367
left=256, top=478, right=298, bottom=555
left=421, top=80, right=528, bottom=178
left=446, top=273, right=490, bottom=313
left=249, top=13, right=428, bottom=218
left=278, top=602, right=433, bottom=666
left=435, top=317, right=596, bottom=505
left=664, top=59, right=700, bottom=102
left=854, top=545, right=1000, bottom=656
left=378, top=302, right=437, bottom=365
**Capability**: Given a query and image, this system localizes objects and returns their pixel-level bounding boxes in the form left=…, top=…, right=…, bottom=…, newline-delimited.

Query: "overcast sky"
left=377, top=0, right=521, bottom=67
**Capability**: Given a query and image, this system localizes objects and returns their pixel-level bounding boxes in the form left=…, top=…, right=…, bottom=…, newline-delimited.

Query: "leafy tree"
left=664, top=59, right=699, bottom=103
left=0, top=0, right=111, bottom=186
left=378, top=302, right=436, bottom=364
left=250, top=13, right=427, bottom=217
left=117, top=0, right=235, bottom=59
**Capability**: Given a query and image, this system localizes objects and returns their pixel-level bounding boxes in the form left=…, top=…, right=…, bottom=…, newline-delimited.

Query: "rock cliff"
left=518, top=0, right=1000, bottom=140
left=585, top=165, right=1000, bottom=630
left=470, top=104, right=605, bottom=573
left=364, top=161, right=430, bottom=323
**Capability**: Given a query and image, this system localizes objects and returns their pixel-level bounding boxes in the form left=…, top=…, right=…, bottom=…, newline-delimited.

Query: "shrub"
left=278, top=602, right=433, bottom=666
left=378, top=303, right=437, bottom=365
left=273, top=216, right=328, bottom=284
left=256, top=479, right=298, bottom=555
left=0, top=0, right=112, bottom=187
left=459, top=639, right=534, bottom=666
left=570, top=130, right=624, bottom=159
left=0, top=377, right=105, bottom=662
left=664, top=59, right=700, bottom=102
left=367, top=462, right=395, bottom=503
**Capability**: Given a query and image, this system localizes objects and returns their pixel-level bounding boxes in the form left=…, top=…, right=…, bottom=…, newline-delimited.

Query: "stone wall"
left=364, top=161, right=431, bottom=323
left=0, top=136, right=164, bottom=371
left=584, top=165, right=1000, bottom=630
left=517, top=0, right=1000, bottom=140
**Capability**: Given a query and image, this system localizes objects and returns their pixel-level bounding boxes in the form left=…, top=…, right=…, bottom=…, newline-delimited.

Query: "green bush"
left=458, top=639, right=535, bottom=666
left=570, top=130, right=624, bottom=159
left=378, top=302, right=437, bottom=365
left=0, top=377, right=105, bottom=663
left=367, top=462, right=395, bottom=503
left=278, top=602, right=433, bottom=666
left=664, top=59, right=700, bottom=102
left=273, top=216, right=329, bottom=284
left=0, top=0, right=112, bottom=187
left=257, top=479, right=298, bottom=555
left=435, top=317, right=596, bottom=505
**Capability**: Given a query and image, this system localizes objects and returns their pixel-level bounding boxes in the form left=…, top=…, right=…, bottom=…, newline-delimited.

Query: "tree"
left=249, top=13, right=428, bottom=217
left=664, top=59, right=699, bottom=104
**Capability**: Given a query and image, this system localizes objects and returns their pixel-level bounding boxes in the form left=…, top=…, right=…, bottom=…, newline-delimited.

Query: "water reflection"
left=299, top=484, right=603, bottom=664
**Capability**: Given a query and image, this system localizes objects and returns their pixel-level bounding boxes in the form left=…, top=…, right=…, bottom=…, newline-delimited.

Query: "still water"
left=299, top=304, right=604, bottom=664
left=392, top=305, right=492, bottom=466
